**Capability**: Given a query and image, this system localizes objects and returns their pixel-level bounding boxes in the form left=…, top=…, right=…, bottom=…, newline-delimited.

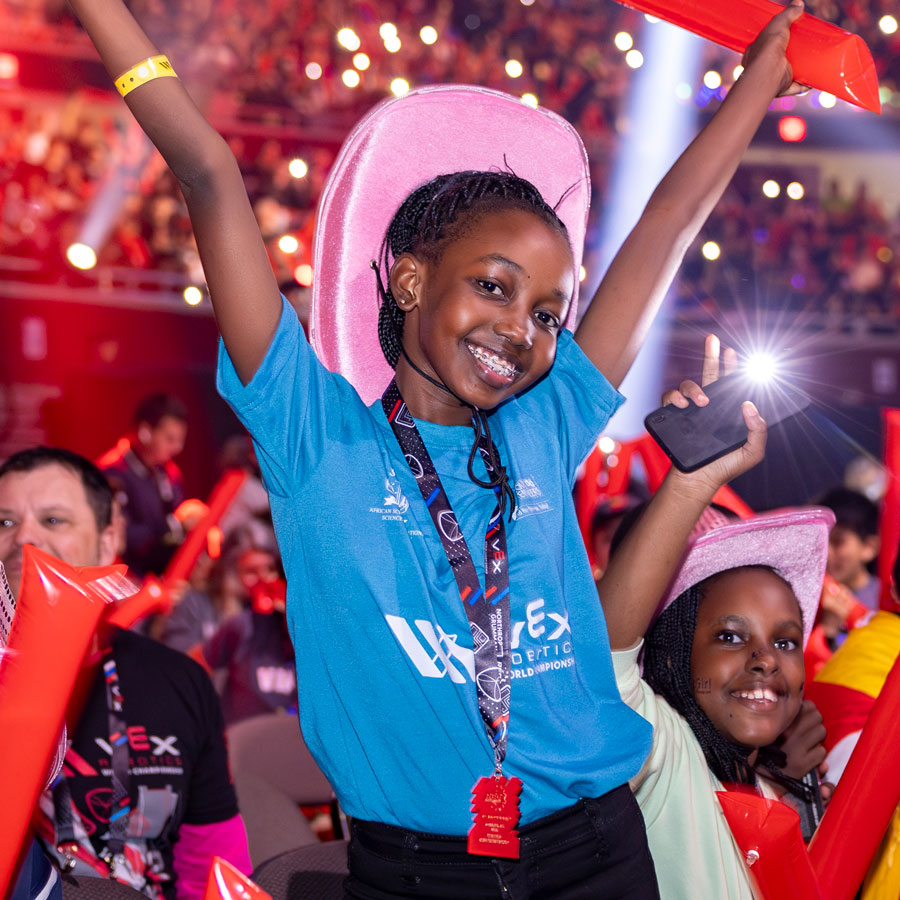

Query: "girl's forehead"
left=699, top=567, right=802, bottom=622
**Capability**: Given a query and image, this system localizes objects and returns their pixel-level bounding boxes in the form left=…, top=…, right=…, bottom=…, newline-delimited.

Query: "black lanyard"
left=54, top=646, right=131, bottom=867
left=382, top=380, right=512, bottom=770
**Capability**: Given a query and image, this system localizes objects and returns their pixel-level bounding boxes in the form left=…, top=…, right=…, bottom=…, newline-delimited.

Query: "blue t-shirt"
left=217, top=297, right=651, bottom=834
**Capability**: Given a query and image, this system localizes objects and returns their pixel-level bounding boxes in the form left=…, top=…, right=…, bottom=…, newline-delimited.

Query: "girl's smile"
left=391, top=208, right=574, bottom=425
left=690, top=567, right=805, bottom=762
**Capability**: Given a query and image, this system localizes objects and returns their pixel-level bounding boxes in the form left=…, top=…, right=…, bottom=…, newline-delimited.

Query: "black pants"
left=345, top=784, right=660, bottom=899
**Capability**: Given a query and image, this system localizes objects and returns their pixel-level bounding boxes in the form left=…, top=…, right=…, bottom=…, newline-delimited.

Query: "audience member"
left=0, top=446, right=250, bottom=900
left=99, top=394, right=188, bottom=577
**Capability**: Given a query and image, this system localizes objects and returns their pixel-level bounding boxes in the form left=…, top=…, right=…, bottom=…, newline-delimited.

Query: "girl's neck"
left=394, top=357, right=472, bottom=426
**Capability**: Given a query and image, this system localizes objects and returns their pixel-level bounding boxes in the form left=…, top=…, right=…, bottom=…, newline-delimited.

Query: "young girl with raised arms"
left=67, top=0, right=805, bottom=895
left=597, top=347, right=832, bottom=899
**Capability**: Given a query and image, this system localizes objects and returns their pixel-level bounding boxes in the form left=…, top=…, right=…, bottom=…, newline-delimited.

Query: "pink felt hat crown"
left=657, top=508, right=835, bottom=648
left=309, top=84, right=592, bottom=406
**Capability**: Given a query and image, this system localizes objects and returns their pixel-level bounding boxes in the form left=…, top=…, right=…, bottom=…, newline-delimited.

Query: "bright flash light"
left=390, top=77, right=410, bottom=96
left=506, top=59, right=523, bottom=78
left=353, top=52, right=370, bottom=70
left=703, top=70, right=722, bottom=90
left=342, top=69, right=360, bottom=88
left=762, top=179, right=781, bottom=199
left=625, top=49, right=644, bottom=69
left=744, top=352, right=778, bottom=384
left=614, top=31, right=633, bottom=51
left=288, top=158, right=308, bottom=178
left=819, top=91, right=836, bottom=108
left=294, top=264, right=313, bottom=286
left=521, top=93, right=538, bottom=108
left=183, top=285, right=203, bottom=305
left=598, top=436, right=617, bottom=454
left=384, top=34, right=402, bottom=52
left=701, top=241, right=720, bottom=261
left=379, top=23, right=397, bottom=40
left=337, top=28, right=361, bottom=51
left=66, top=243, right=97, bottom=270
left=420, top=26, right=438, bottom=44
left=786, top=181, right=804, bottom=200
left=879, top=14, right=898, bottom=34
left=278, top=234, right=299, bottom=254
left=305, top=62, right=322, bottom=80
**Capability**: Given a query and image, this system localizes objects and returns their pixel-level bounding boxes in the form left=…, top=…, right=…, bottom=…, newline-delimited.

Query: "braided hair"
left=643, top=567, right=814, bottom=802
left=373, top=170, right=570, bottom=368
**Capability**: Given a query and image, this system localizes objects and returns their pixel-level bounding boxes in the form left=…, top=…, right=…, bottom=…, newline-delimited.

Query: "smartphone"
left=644, top=372, right=811, bottom=473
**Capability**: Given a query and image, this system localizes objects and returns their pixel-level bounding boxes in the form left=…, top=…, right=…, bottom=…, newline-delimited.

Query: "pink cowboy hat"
left=657, top=508, right=835, bottom=647
left=309, top=84, right=592, bottom=405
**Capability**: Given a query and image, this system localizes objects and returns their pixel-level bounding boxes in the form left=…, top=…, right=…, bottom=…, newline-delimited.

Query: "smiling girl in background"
left=65, top=0, right=807, bottom=893
left=598, top=352, right=832, bottom=899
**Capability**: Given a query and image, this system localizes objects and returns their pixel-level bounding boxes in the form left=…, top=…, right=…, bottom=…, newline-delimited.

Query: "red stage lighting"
left=778, top=115, right=807, bottom=142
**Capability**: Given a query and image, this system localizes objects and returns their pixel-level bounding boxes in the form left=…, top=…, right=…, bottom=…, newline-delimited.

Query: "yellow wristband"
left=115, top=55, right=177, bottom=97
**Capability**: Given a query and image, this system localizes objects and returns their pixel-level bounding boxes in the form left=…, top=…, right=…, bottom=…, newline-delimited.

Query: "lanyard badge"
left=383, top=381, right=522, bottom=858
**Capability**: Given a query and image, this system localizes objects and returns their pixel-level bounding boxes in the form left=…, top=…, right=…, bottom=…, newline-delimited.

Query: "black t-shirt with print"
left=52, top=629, right=238, bottom=899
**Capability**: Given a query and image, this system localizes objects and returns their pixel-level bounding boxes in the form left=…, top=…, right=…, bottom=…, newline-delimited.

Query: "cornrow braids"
left=373, top=170, right=570, bottom=368
left=643, top=572, right=815, bottom=805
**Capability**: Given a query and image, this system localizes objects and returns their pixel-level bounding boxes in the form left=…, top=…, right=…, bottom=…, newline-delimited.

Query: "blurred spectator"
left=819, top=486, right=882, bottom=611
left=0, top=446, right=250, bottom=900
left=99, top=393, right=188, bottom=576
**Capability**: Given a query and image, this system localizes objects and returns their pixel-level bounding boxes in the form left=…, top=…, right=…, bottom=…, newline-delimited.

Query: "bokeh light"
left=597, top=436, right=617, bottom=454
left=336, top=28, right=361, bottom=51
left=732, top=65, right=744, bottom=80
left=778, top=116, right=807, bottom=142
left=278, top=234, right=299, bottom=254
left=625, top=49, right=643, bottom=69
left=818, top=91, right=836, bottom=108
left=521, top=93, right=538, bottom=108
left=703, top=70, right=722, bottom=90
left=879, top=14, right=898, bottom=34
left=342, top=69, right=360, bottom=88
left=505, top=59, right=524, bottom=78
left=614, top=32, right=633, bottom=51
left=762, top=179, right=781, bottom=199
left=390, top=77, right=410, bottom=96
left=0, top=52, right=18, bottom=80
left=384, top=34, right=402, bottom=52
left=66, top=243, right=97, bottom=270
left=379, top=23, right=398, bottom=40
left=294, top=264, right=313, bottom=286
left=183, top=285, right=203, bottom=306
left=288, top=158, right=308, bottom=179
left=353, top=53, right=370, bottom=70
left=305, top=62, right=322, bottom=80
left=786, top=181, right=805, bottom=200
left=419, top=26, right=438, bottom=44
left=701, top=241, right=720, bottom=261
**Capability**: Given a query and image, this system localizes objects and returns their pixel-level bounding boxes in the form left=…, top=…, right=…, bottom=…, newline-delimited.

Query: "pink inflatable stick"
left=0, top=548, right=116, bottom=899
left=808, top=649, right=900, bottom=899
left=615, top=0, right=880, bottom=113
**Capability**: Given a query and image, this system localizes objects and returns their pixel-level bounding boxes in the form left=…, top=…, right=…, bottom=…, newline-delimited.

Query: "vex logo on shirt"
left=386, top=598, right=573, bottom=684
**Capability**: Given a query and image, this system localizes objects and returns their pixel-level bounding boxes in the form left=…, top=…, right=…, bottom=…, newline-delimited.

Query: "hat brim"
left=310, top=84, right=591, bottom=406
left=657, top=508, right=835, bottom=648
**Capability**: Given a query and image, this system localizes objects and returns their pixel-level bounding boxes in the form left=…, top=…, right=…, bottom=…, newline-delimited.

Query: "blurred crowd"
left=1, top=0, right=900, bottom=332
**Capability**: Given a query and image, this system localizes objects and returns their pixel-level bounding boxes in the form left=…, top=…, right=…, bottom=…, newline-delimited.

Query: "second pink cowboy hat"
left=656, top=507, right=836, bottom=648
left=309, top=84, right=592, bottom=406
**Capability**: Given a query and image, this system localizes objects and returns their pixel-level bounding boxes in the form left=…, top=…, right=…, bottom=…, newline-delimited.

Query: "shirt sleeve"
left=180, top=660, right=241, bottom=826
left=511, top=329, right=625, bottom=483
left=216, top=295, right=360, bottom=498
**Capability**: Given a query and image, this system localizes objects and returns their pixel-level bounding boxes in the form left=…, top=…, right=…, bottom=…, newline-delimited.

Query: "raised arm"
left=575, top=1, right=805, bottom=388
left=597, top=346, right=767, bottom=650
left=68, top=0, right=282, bottom=384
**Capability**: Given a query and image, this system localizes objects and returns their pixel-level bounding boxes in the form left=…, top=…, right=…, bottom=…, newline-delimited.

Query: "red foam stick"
left=104, top=574, right=171, bottom=630
left=616, top=0, right=880, bottom=113
left=162, top=469, right=247, bottom=587
left=203, top=857, right=272, bottom=900
left=878, top=409, right=900, bottom=609
left=808, top=650, right=900, bottom=899
left=0, top=547, right=118, bottom=899
left=717, top=791, right=821, bottom=899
